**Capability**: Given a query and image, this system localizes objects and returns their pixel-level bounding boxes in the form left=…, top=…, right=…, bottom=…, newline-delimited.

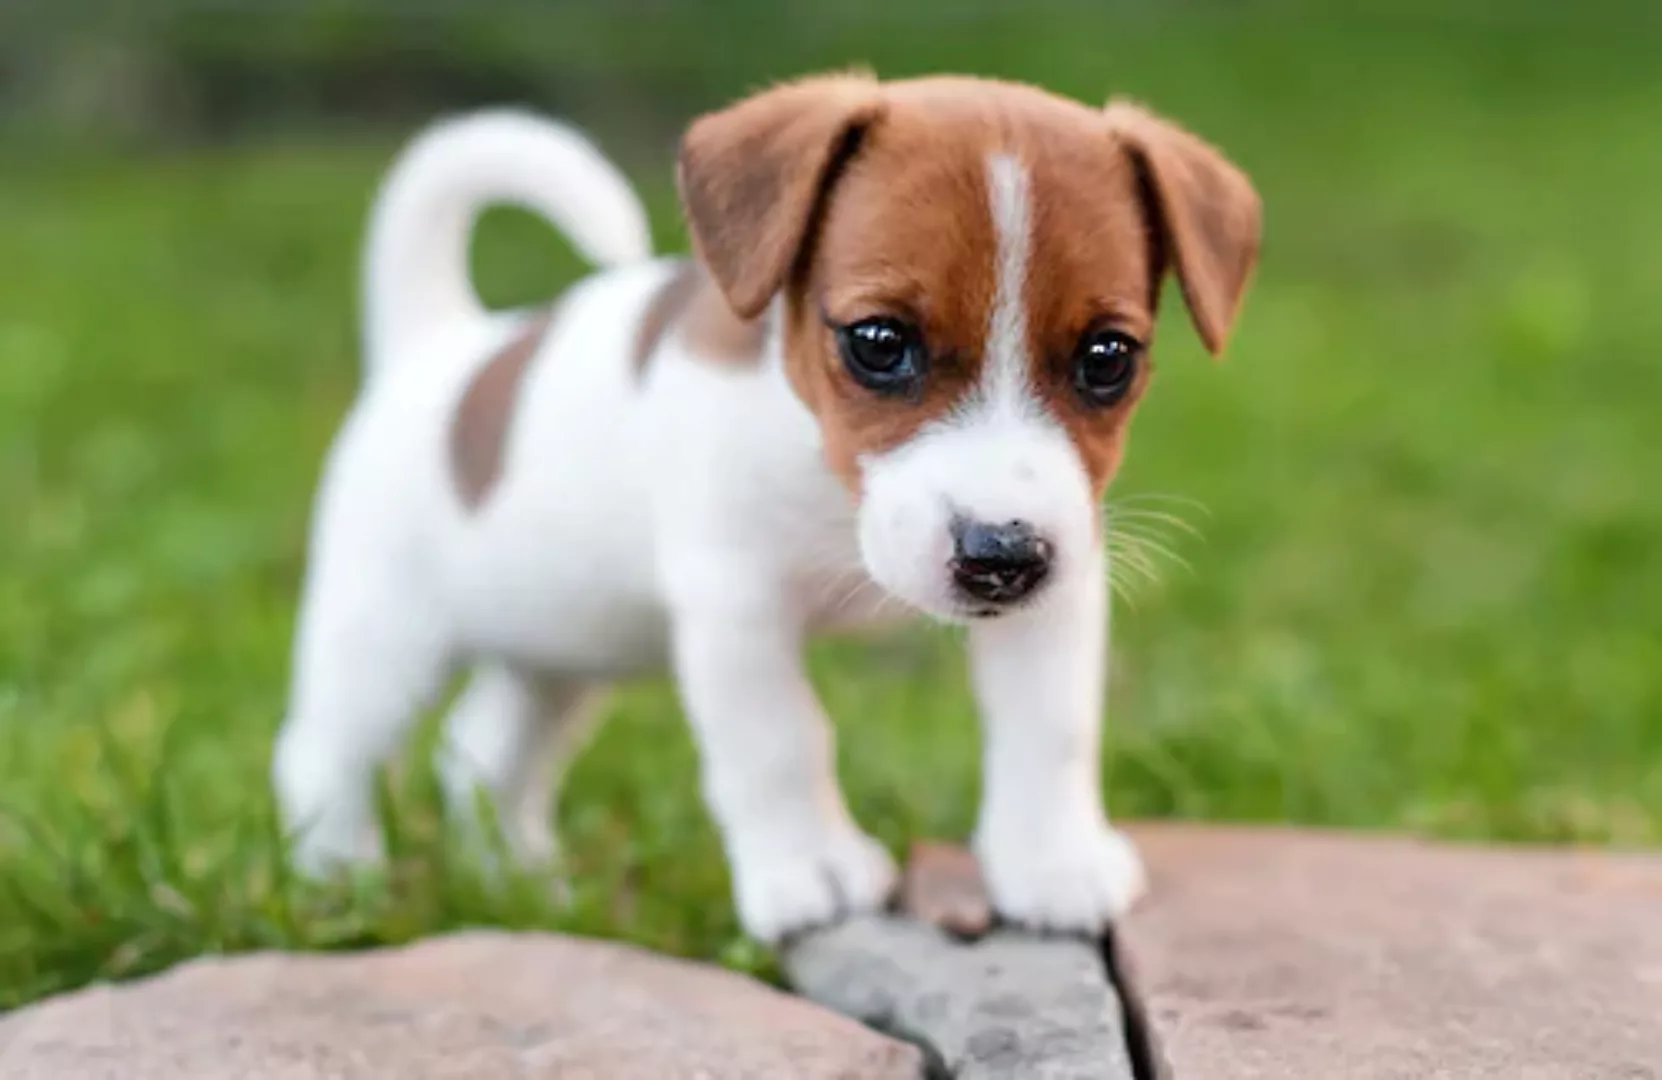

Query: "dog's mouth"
left=937, top=584, right=1053, bottom=623
left=955, top=594, right=1044, bottom=621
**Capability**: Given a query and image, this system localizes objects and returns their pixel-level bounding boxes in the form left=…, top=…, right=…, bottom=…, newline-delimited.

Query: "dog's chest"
left=746, top=452, right=909, bottom=635
left=651, top=360, right=909, bottom=636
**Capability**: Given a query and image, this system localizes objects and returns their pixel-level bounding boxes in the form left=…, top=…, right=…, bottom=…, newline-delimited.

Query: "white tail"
left=360, top=107, right=653, bottom=375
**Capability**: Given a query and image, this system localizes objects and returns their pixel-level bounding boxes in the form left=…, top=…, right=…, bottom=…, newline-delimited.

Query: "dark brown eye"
left=1072, top=328, right=1142, bottom=407
left=836, top=317, right=927, bottom=395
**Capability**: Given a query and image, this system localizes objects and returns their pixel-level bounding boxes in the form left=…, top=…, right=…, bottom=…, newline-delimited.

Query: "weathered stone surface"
left=1121, top=823, right=1662, bottom=1080
left=785, top=907, right=1134, bottom=1078
left=0, top=929, right=922, bottom=1080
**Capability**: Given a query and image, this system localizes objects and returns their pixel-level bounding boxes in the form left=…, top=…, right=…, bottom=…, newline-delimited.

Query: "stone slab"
left=785, top=839, right=1136, bottom=1079
left=1120, top=823, right=1662, bottom=1080
left=0, top=929, right=923, bottom=1080
left=785, top=915, right=1136, bottom=1079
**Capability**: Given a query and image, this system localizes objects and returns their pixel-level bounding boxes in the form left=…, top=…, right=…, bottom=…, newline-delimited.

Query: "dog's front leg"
left=968, top=561, right=1146, bottom=933
left=671, top=593, right=896, bottom=944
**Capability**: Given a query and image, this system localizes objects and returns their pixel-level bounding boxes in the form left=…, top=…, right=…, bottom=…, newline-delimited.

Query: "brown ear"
left=1106, top=100, right=1262, bottom=356
left=677, top=73, right=886, bottom=319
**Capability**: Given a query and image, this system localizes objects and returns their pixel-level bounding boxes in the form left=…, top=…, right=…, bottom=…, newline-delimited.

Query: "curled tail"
left=360, top=107, right=653, bottom=375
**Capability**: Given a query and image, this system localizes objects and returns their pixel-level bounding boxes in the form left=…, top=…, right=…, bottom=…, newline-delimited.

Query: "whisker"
left=871, top=589, right=909, bottom=622
left=1099, top=490, right=1207, bottom=607
left=827, top=571, right=879, bottom=619
left=1106, top=564, right=1141, bottom=612
left=808, top=562, right=869, bottom=616
left=1102, top=507, right=1206, bottom=541
left=1108, top=545, right=1163, bottom=588
left=1106, top=520, right=1191, bottom=553
left=1106, top=491, right=1212, bottom=515
left=1108, top=531, right=1194, bottom=577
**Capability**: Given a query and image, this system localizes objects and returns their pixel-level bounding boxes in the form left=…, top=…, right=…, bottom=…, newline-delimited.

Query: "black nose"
left=950, top=518, right=1054, bottom=606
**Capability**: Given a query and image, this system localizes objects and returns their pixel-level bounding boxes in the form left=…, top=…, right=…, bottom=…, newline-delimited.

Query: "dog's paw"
left=730, top=827, right=898, bottom=944
left=976, top=823, right=1146, bottom=935
left=287, top=824, right=387, bottom=881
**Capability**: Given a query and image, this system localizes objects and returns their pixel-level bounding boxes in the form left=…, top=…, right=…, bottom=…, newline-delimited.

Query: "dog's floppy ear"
left=678, top=73, right=886, bottom=319
left=1105, top=100, right=1262, bottom=357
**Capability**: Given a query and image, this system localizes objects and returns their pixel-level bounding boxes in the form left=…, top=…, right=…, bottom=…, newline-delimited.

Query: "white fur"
left=273, top=114, right=1142, bottom=943
left=981, top=152, right=1034, bottom=412
left=361, top=108, right=652, bottom=372
left=968, top=557, right=1146, bottom=929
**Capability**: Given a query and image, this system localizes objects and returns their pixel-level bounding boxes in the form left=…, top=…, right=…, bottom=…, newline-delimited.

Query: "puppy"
left=272, top=72, right=1260, bottom=944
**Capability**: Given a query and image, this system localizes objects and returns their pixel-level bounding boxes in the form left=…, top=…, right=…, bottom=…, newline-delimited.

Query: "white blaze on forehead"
left=980, top=153, right=1036, bottom=417
left=851, top=157, right=1098, bottom=616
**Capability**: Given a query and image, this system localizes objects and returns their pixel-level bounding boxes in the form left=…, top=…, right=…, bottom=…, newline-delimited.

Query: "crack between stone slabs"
left=1099, top=927, right=1170, bottom=1080
left=860, top=1011, right=955, bottom=1080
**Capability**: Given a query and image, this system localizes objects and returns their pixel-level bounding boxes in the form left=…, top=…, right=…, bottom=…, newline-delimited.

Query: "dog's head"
left=678, top=73, right=1260, bottom=621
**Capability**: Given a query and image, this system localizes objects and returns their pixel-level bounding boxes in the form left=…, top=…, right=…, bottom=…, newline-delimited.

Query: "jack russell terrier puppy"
left=272, top=72, right=1261, bottom=944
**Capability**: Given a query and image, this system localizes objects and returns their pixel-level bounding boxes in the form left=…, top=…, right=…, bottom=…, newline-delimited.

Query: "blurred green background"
left=3, top=0, right=1660, bottom=1007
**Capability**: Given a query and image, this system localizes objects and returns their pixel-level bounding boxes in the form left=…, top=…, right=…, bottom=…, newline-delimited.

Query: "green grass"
left=4, top=11, right=1662, bottom=1009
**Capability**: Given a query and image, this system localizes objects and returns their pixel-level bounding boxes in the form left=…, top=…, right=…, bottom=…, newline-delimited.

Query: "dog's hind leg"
left=272, top=558, right=453, bottom=877
left=436, top=665, right=604, bottom=872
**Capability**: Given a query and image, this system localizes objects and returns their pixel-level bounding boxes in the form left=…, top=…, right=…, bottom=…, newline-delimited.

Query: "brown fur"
left=633, top=260, right=768, bottom=375
left=677, top=74, right=1261, bottom=496
left=678, top=73, right=886, bottom=319
left=681, top=278, right=768, bottom=364
left=451, top=307, right=556, bottom=509
left=1105, top=101, right=1262, bottom=356
left=632, top=260, right=702, bottom=373
left=779, top=84, right=1005, bottom=488
left=1017, top=96, right=1162, bottom=493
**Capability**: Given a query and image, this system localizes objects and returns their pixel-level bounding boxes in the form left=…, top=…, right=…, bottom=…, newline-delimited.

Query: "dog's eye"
left=1072, top=328, right=1142, bottom=407
left=836, top=317, right=926, bottom=394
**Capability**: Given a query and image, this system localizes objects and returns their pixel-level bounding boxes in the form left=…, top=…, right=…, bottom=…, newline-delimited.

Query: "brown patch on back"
left=450, top=307, right=556, bottom=510
left=634, top=260, right=768, bottom=376
left=680, top=276, right=769, bottom=363
left=632, top=261, right=701, bottom=373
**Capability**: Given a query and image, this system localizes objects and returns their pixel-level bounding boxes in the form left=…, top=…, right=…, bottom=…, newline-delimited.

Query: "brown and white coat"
left=273, top=73, right=1260, bottom=944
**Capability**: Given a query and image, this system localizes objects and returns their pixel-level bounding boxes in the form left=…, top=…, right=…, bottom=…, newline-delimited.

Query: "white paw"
left=976, top=823, right=1146, bottom=934
left=287, top=819, right=386, bottom=879
left=730, top=827, right=898, bottom=944
left=274, top=729, right=387, bottom=879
